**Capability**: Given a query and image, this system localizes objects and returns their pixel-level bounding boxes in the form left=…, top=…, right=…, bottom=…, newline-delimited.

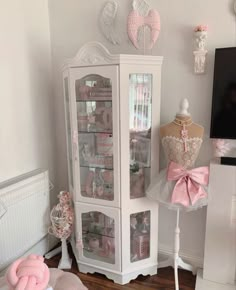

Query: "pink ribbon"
left=167, top=161, right=209, bottom=207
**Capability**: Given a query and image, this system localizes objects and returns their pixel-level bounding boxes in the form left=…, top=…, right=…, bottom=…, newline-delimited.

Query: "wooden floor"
left=45, top=249, right=196, bottom=290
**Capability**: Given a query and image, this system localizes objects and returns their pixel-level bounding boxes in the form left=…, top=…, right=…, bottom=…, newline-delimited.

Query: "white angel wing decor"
left=99, top=0, right=120, bottom=45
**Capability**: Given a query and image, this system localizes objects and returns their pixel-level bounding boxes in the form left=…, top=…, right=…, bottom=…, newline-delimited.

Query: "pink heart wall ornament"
left=127, top=9, right=160, bottom=50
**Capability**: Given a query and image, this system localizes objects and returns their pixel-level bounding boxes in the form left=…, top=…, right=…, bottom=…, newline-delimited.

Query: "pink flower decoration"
left=194, top=25, right=208, bottom=32
left=212, top=139, right=231, bottom=157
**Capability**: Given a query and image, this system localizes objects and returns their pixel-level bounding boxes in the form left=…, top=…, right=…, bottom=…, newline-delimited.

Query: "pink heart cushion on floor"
left=5, top=254, right=50, bottom=290
left=0, top=255, right=87, bottom=290
left=48, top=268, right=87, bottom=290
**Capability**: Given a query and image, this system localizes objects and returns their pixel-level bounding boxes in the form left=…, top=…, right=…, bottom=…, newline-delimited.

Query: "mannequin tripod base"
left=158, top=209, right=197, bottom=290
left=158, top=256, right=197, bottom=274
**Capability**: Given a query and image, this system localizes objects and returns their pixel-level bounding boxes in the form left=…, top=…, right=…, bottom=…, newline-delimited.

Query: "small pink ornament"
left=101, top=170, right=113, bottom=183
left=127, top=8, right=160, bottom=50
left=212, top=139, right=232, bottom=157
left=96, top=185, right=104, bottom=197
left=194, top=24, right=208, bottom=32
left=89, top=237, right=100, bottom=250
left=78, top=85, right=91, bottom=100
left=102, top=236, right=115, bottom=257
left=85, top=171, right=95, bottom=196
left=181, top=124, right=189, bottom=152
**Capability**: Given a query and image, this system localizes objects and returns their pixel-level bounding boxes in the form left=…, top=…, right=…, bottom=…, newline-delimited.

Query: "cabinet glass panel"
left=76, top=75, right=114, bottom=201
left=130, top=211, right=150, bottom=263
left=129, top=74, right=152, bottom=199
left=64, top=77, right=73, bottom=188
left=82, top=212, right=115, bottom=264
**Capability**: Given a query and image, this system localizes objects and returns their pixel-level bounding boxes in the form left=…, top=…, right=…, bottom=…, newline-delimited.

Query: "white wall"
left=0, top=1, right=55, bottom=189
left=48, top=0, right=236, bottom=263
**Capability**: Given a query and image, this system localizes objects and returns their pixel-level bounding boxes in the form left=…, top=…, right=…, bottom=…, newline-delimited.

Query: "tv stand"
left=195, top=161, right=236, bottom=290
left=221, top=156, right=236, bottom=166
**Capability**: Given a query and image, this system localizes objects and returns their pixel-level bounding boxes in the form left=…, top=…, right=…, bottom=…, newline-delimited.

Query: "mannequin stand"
left=45, top=239, right=72, bottom=269
left=158, top=209, right=197, bottom=290
left=45, top=245, right=62, bottom=259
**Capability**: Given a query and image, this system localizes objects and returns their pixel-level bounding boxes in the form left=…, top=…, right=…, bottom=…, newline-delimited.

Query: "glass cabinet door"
left=81, top=211, right=115, bottom=264
left=130, top=211, right=150, bottom=262
left=76, top=202, right=121, bottom=271
left=75, top=74, right=114, bottom=202
left=129, top=74, right=152, bottom=199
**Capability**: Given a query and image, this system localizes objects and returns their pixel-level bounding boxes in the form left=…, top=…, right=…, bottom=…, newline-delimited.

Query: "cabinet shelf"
left=83, top=249, right=115, bottom=264
left=78, top=130, right=112, bottom=135
left=130, top=165, right=151, bottom=169
left=80, top=165, right=113, bottom=170
left=83, top=230, right=114, bottom=239
left=81, top=192, right=114, bottom=201
left=77, top=100, right=112, bottom=103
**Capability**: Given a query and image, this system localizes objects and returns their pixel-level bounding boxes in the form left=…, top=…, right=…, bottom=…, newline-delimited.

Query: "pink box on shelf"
left=130, top=169, right=145, bottom=198
left=87, top=156, right=113, bottom=169
left=90, top=87, right=112, bottom=100
left=77, top=112, right=88, bottom=131
left=78, top=85, right=112, bottom=101
left=96, top=133, right=113, bottom=156
left=102, top=236, right=115, bottom=257
left=132, top=233, right=150, bottom=260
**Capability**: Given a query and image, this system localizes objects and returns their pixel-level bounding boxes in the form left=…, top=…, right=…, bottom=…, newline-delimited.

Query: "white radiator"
left=0, top=169, right=50, bottom=271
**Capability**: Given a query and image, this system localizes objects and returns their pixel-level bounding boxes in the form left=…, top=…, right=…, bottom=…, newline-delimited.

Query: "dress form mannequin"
left=160, top=98, right=204, bottom=139
left=147, top=99, right=208, bottom=290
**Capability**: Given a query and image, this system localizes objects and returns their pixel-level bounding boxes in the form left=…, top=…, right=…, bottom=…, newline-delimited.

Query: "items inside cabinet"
left=76, top=74, right=112, bottom=101
left=130, top=211, right=151, bottom=262
left=76, top=74, right=114, bottom=201
left=129, top=73, right=152, bottom=199
left=82, top=212, right=115, bottom=264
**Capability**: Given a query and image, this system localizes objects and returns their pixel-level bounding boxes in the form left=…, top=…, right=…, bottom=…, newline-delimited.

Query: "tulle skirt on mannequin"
left=146, top=167, right=209, bottom=212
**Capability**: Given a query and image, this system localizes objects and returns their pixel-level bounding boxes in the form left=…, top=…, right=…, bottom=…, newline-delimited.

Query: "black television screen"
left=210, top=47, right=236, bottom=139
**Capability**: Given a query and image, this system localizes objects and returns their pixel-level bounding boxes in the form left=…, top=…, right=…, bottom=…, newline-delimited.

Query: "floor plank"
left=45, top=250, right=196, bottom=290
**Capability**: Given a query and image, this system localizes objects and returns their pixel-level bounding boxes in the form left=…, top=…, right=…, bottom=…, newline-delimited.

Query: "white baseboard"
left=158, top=244, right=203, bottom=269
left=48, top=235, right=59, bottom=251
left=24, top=235, right=50, bottom=257
left=196, top=269, right=236, bottom=290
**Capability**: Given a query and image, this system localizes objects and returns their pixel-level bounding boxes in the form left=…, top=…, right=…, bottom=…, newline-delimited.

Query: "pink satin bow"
left=167, top=161, right=209, bottom=207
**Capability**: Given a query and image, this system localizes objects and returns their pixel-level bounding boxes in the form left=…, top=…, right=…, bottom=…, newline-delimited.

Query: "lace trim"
left=162, top=135, right=203, bottom=143
left=161, top=135, right=203, bottom=168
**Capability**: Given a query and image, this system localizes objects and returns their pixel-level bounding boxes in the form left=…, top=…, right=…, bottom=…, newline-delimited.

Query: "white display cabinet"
left=63, top=42, right=163, bottom=284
